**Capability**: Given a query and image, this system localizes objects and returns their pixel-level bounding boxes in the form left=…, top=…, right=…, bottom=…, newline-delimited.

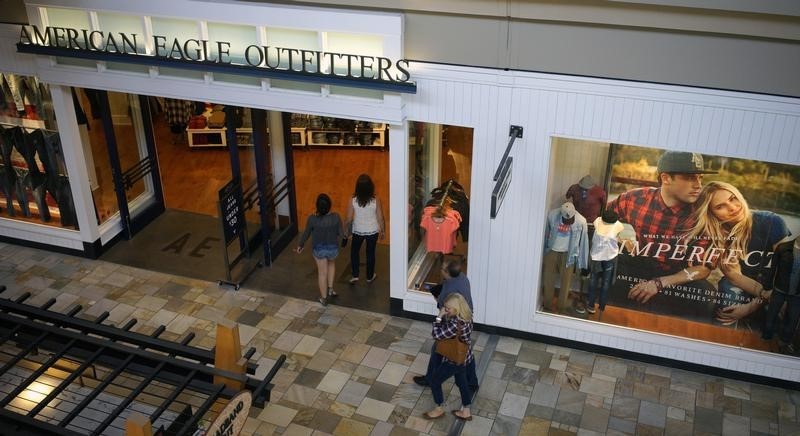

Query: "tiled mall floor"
left=1, top=243, right=800, bottom=435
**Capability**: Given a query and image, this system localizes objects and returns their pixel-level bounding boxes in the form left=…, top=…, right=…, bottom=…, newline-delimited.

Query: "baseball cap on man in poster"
left=656, top=151, right=718, bottom=175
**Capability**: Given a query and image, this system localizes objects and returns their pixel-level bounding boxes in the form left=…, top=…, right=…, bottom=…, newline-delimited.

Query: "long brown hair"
left=682, top=181, right=752, bottom=263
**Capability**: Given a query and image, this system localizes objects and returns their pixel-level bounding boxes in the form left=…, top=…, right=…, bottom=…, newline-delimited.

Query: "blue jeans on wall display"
left=763, top=290, right=800, bottom=344
left=587, top=259, right=615, bottom=310
left=351, top=233, right=378, bottom=279
left=426, top=359, right=473, bottom=407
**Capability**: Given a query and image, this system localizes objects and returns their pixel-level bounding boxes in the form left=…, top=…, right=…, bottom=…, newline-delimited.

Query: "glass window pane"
left=264, top=28, right=319, bottom=70
left=207, top=23, right=257, bottom=65
left=406, top=122, right=473, bottom=292
left=0, top=72, right=78, bottom=229
left=150, top=18, right=203, bottom=79
left=97, top=12, right=150, bottom=74
left=326, top=32, right=382, bottom=77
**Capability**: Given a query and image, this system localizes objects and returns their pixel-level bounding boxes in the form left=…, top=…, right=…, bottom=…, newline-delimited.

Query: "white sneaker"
left=349, top=277, right=359, bottom=284
left=367, top=274, right=377, bottom=283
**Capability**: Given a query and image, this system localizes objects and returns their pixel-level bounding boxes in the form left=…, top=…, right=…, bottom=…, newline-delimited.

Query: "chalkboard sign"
left=491, top=157, right=512, bottom=219
left=219, top=180, right=245, bottom=244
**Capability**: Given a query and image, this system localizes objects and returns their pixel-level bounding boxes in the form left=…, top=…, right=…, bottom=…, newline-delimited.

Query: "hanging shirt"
left=590, top=217, right=624, bottom=261
left=420, top=213, right=460, bottom=253
left=566, top=183, right=606, bottom=223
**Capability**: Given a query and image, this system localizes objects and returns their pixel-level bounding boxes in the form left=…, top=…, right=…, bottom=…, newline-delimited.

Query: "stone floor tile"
left=666, top=406, right=685, bottom=421
left=337, top=381, right=371, bottom=407
left=402, top=415, right=434, bottom=434
left=284, top=384, right=322, bottom=407
left=519, top=415, right=550, bottom=435
left=608, top=416, right=636, bottom=434
left=526, top=403, right=554, bottom=420
left=489, top=414, right=521, bottom=436
left=273, top=330, right=305, bottom=352
left=361, top=347, right=393, bottom=370
left=306, top=351, right=340, bottom=373
left=531, top=381, right=560, bottom=408
left=356, top=397, right=395, bottom=421
left=694, top=406, right=723, bottom=434
left=632, top=382, right=661, bottom=403
left=376, top=362, right=409, bottom=386
left=258, top=402, right=298, bottom=427
left=495, top=337, right=522, bottom=355
left=579, top=376, right=615, bottom=399
left=294, top=335, right=326, bottom=357
left=722, top=413, right=750, bottom=436
left=317, top=370, right=351, bottom=394
left=296, top=368, right=327, bottom=389
left=664, top=417, right=692, bottom=436
left=638, top=401, right=667, bottom=428
left=333, top=418, right=373, bottom=436
left=580, top=404, right=610, bottom=433
left=636, top=422, right=664, bottom=436
left=461, top=414, right=495, bottom=436
left=556, top=388, right=587, bottom=415
left=365, top=381, right=396, bottom=403
left=592, top=356, right=628, bottom=380
left=552, top=409, right=581, bottom=428
left=498, top=392, right=529, bottom=419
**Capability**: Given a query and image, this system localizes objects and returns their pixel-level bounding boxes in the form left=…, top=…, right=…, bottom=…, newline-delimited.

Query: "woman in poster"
left=682, top=181, right=791, bottom=325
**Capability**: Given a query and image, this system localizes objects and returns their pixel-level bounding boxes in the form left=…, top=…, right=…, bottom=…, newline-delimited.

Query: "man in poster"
left=607, top=151, right=719, bottom=320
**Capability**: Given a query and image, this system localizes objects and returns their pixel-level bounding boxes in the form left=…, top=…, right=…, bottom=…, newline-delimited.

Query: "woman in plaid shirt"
left=423, top=293, right=474, bottom=421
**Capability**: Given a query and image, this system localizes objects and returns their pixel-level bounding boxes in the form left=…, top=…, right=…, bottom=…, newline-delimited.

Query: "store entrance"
left=94, top=95, right=392, bottom=312
left=98, top=96, right=296, bottom=283
left=247, top=114, right=392, bottom=313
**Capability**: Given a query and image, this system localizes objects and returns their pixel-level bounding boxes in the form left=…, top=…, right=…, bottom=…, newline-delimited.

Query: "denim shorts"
left=313, top=243, right=339, bottom=260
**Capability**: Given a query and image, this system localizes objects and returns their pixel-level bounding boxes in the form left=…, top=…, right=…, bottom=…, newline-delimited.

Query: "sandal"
left=327, top=287, right=338, bottom=298
left=451, top=410, right=473, bottom=421
left=422, top=410, right=444, bottom=420
left=318, top=297, right=328, bottom=307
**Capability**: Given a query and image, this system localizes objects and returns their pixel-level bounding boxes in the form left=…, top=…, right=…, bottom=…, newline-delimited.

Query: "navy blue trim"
left=17, top=43, right=417, bottom=94
left=389, top=297, right=800, bottom=391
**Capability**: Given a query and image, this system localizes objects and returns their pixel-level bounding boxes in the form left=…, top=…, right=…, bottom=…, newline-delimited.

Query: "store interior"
left=86, top=91, right=397, bottom=312
left=0, top=78, right=475, bottom=313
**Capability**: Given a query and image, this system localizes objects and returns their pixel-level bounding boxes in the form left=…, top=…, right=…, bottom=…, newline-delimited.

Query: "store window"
left=77, top=88, right=150, bottom=224
left=407, top=122, right=473, bottom=292
left=541, top=136, right=800, bottom=357
left=0, top=73, right=78, bottom=229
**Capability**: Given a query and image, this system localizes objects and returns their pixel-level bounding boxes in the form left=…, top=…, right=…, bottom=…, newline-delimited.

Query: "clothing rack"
left=436, top=180, right=455, bottom=210
left=0, top=120, right=59, bottom=134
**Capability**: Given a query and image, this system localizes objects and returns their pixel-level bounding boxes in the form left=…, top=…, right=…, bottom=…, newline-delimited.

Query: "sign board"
left=219, top=181, right=245, bottom=244
left=204, top=391, right=252, bottom=436
left=17, top=25, right=416, bottom=93
left=490, top=157, right=512, bottom=219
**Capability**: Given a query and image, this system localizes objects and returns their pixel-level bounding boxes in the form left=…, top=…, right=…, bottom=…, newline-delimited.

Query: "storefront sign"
left=204, top=391, right=252, bottom=436
left=219, top=181, right=244, bottom=245
left=542, top=137, right=800, bottom=358
left=491, top=157, right=512, bottom=218
left=16, top=25, right=416, bottom=93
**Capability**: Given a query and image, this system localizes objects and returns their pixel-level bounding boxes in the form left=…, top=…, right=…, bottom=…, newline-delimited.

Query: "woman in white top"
left=345, top=174, right=385, bottom=283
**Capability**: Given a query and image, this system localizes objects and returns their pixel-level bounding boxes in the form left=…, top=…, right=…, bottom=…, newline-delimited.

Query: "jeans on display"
left=587, top=259, right=615, bottom=310
left=426, top=342, right=478, bottom=387
left=426, top=358, right=472, bottom=407
left=763, top=290, right=800, bottom=343
left=351, top=232, right=378, bottom=279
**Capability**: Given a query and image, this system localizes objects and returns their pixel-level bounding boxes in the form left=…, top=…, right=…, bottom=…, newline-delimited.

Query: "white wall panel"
left=401, top=62, right=800, bottom=381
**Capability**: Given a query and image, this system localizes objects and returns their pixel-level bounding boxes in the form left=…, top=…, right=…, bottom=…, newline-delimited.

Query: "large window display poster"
left=540, top=137, right=800, bottom=356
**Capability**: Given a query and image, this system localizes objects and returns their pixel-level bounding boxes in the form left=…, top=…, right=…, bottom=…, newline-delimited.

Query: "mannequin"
left=763, top=235, right=800, bottom=355
left=566, top=175, right=606, bottom=223
left=585, top=210, right=625, bottom=315
left=542, top=201, right=588, bottom=313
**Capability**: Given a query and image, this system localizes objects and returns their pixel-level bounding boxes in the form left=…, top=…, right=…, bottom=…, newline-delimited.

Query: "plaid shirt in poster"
left=607, top=187, right=697, bottom=268
left=432, top=317, right=473, bottom=365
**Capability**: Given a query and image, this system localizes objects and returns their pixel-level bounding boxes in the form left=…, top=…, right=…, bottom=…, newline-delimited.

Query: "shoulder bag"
left=435, top=320, right=468, bottom=365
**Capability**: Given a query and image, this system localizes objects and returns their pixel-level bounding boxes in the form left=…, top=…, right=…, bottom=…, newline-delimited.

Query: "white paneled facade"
left=395, top=62, right=800, bottom=382
left=2, top=0, right=799, bottom=382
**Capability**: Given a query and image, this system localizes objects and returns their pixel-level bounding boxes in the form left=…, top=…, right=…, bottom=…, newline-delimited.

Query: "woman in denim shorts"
left=296, top=194, right=344, bottom=306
